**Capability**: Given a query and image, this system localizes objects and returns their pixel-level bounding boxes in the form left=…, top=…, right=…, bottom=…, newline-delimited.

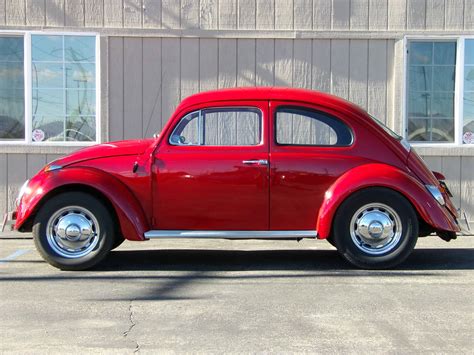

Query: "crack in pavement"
left=123, top=300, right=140, bottom=353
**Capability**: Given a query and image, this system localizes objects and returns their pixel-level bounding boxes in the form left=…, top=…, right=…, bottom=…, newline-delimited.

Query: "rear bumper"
left=457, top=209, right=472, bottom=235
left=1, top=211, right=17, bottom=232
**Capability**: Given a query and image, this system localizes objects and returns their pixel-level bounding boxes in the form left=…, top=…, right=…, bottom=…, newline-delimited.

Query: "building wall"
left=0, top=0, right=472, bottom=31
left=0, top=0, right=473, bottom=227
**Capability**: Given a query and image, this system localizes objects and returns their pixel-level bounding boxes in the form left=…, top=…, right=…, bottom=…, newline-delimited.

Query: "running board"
left=144, top=230, right=317, bottom=239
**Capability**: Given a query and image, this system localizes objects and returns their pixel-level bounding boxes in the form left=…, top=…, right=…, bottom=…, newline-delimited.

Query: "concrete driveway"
left=0, top=234, right=473, bottom=354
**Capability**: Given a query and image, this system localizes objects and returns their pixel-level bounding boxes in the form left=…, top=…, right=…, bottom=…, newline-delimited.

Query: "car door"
left=153, top=101, right=269, bottom=230
left=269, top=101, right=357, bottom=231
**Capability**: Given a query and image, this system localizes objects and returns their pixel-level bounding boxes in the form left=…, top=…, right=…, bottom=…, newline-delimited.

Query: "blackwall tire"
left=111, top=236, right=125, bottom=251
left=333, top=187, right=419, bottom=269
left=33, top=192, right=115, bottom=271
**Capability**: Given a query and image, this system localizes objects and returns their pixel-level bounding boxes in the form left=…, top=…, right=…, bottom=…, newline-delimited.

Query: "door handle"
left=242, top=159, right=268, bottom=166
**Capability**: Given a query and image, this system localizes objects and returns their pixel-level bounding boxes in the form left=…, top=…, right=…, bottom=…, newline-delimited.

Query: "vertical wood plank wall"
left=0, top=0, right=472, bottom=228
left=0, top=0, right=472, bottom=30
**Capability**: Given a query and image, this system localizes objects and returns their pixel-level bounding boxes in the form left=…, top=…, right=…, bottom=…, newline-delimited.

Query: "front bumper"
left=1, top=211, right=17, bottom=232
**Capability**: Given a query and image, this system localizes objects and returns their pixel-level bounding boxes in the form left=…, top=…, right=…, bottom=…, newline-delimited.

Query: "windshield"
left=369, top=115, right=402, bottom=141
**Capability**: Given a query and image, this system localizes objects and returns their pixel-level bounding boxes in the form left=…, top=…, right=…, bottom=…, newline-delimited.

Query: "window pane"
left=431, top=119, right=454, bottom=142
left=0, top=36, right=23, bottom=62
left=0, top=89, right=24, bottom=139
left=434, top=42, right=456, bottom=65
left=170, top=112, right=200, bottom=145
left=32, top=89, right=64, bottom=116
left=32, top=62, right=63, bottom=88
left=431, top=93, right=454, bottom=118
left=408, top=92, right=430, bottom=118
left=464, top=65, right=474, bottom=92
left=465, top=39, right=474, bottom=65
left=0, top=36, right=24, bottom=140
left=66, top=89, right=96, bottom=115
left=433, top=66, right=455, bottom=91
left=31, top=35, right=97, bottom=143
left=170, top=109, right=261, bottom=146
left=275, top=108, right=351, bottom=146
left=407, top=41, right=456, bottom=143
left=409, top=42, right=432, bottom=65
left=409, top=66, right=432, bottom=91
left=0, top=62, right=24, bottom=89
left=203, top=109, right=260, bottom=146
left=407, top=118, right=431, bottom=142
left=65, top=63, right=95, bottom=88
left=65, top=36, right=95, bottom=62
left=66, top=116, right=96, bottom=141
left=463, top=93, right=474, bottom=144
left=32, top=116, right=64, bottom=141
left=464, top=40, right=474, bottom=144
left=32, top=35, right=62, bottom=62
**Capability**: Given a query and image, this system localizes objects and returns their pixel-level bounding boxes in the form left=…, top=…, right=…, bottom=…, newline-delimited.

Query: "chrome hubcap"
left=350, top=203, right=402, bottom=255
left=46, top=206, right=100, bottom=259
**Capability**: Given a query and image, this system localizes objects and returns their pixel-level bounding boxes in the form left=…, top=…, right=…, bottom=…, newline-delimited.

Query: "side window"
left=275, top=107, right=352, bottom=146
left=170, top=108, right=261, bottom=146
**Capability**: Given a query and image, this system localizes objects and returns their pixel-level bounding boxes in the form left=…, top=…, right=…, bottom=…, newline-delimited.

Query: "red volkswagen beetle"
left=8, top=88, right=460, bottom=270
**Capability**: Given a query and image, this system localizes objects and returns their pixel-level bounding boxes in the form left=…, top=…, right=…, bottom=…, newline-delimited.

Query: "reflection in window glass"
left=31, top=35, right=96, bottom=142
left=275, top=108, right=352, bottom=146
left=170, top=109, right=261, bottom=146
left=464, top=40, right=474, bottom=144
left=0, top=36, right=24, bottom=140
left=407, top=41, right=456, bottom=142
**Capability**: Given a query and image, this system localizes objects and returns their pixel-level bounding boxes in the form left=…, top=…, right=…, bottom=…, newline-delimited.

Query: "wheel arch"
left=316, top=163, right=457, bottom=239
left=16, top=167, right=149, bottom=241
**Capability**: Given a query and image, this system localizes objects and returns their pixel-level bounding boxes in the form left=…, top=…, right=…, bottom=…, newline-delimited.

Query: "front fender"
left=15, top=167, right=149, bottom=241
left=316, top=163, right=460, bottom=239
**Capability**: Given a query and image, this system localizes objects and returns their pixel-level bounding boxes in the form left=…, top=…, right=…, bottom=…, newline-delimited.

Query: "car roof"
left=176, top=87, right=367, bottom=117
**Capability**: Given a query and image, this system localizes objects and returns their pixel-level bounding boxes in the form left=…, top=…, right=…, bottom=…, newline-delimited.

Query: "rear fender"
left=316, top=163, right=460, bottom=239
left=15, top=167, right=149, bottom=241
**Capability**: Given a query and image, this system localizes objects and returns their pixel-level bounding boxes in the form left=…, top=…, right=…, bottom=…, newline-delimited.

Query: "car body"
left=6, top=87, right=461, bottom=270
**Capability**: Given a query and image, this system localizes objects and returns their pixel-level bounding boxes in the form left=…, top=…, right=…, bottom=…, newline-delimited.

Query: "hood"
left=50, top=139, right=155, bottom=168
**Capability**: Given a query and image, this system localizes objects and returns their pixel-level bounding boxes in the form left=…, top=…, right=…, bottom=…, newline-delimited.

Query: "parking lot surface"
left=0, top=234, right=473, bottom=354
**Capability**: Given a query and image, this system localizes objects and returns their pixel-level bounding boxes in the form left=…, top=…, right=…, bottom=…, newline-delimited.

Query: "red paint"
left=14, top=87, right=460, bottom=240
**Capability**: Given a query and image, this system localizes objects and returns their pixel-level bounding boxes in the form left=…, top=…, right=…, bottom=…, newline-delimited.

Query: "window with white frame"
left=0, top=33, right=99, bottom=144
left=406, top=38, right=474, bottom=145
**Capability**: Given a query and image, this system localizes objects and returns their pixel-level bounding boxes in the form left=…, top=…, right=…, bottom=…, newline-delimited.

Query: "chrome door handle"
left=242, top=159, right=268, bottom=166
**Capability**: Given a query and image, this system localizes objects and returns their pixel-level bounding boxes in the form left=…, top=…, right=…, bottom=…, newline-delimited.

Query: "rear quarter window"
left=275, top=107, right=353, bottom=146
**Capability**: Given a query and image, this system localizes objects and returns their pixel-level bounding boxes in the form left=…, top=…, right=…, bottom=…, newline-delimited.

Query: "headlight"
left=16, top=179, right=31, bottom=206
left=426, top=185, right=445, bottom=205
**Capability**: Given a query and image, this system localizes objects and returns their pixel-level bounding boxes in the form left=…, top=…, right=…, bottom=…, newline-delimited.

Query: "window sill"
left=0, top=143, right=94, bottom=154
left=412, top=145, right=474, bottom=156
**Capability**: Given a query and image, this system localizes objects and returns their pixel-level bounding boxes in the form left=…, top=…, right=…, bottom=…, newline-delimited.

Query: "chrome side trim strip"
left=144, top=230, right=317, bottom=239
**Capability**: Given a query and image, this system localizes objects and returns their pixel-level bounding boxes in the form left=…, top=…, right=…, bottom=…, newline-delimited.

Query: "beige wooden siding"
left=108, top=37, right=395, bottom=139
left=0, top=0, right=470, bottom=31
left=0, top=154, right=60, bottom=214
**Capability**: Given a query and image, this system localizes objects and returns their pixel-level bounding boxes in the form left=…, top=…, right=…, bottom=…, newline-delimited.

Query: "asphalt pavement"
left=0, top=233, right=473, bottom=354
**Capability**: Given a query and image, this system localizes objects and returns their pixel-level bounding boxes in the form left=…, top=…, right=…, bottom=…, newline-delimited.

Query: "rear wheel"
left=33, top=192, right=115, bottom=271
left=333, top=188, right=418, bottom=269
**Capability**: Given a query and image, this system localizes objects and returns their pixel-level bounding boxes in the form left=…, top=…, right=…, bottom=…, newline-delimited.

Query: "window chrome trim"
left=169, top=107, right=264, bottom=147
left=144, top=230, right=317, bottom=239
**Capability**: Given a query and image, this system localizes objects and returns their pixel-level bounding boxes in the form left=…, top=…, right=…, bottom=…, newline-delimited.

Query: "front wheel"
left=33, top=192, right=115, bottom=271
left=332, top=188, right=419, bottom=269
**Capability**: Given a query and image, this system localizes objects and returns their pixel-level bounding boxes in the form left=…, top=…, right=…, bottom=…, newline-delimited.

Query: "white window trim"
left=403, top=35, right=474, bottom=148
left=0, top=30, right=101, bottom=146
